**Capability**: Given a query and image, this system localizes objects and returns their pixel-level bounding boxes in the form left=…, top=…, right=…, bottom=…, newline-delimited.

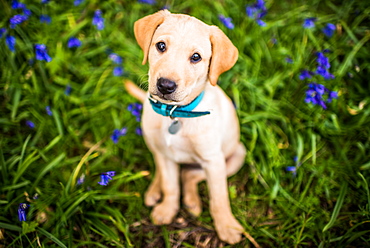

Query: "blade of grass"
left=323, top=181, right=348, bottom=232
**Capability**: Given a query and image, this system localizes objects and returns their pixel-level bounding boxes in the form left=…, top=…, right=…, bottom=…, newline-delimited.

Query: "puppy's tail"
left=124, top=80, right=146, bottom=103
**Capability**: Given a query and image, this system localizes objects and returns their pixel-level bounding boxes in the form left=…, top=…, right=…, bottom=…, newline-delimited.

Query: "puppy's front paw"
left=151, top=202, right=178, bottom=225
left=215, top=216, right=244, bottom=244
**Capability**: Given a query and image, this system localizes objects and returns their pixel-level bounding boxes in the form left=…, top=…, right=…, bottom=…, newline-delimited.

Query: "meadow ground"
left=1, top=0, right=370, bottom=247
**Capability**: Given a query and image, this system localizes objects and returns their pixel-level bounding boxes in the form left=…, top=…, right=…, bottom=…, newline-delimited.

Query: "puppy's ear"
left=208, top=26, right=238, bottom=86
left=134, top=10, right=169, bottom=65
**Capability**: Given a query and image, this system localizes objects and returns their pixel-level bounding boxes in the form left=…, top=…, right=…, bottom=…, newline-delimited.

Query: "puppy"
left=126, top=10, right=246, bottom=244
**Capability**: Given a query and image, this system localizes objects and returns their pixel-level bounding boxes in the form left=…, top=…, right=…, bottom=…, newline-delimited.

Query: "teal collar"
left=149, top=91, right=211, bottom=118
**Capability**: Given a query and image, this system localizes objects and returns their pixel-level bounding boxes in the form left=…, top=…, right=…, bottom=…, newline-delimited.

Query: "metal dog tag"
left=168, top=118, right=181, bottom=135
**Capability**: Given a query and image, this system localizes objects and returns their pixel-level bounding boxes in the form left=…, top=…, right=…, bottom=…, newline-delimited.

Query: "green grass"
left=1, top=0, right=370, bottom=247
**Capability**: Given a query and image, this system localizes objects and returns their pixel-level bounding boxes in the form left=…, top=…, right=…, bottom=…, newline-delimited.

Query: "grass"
left=1, top=0, right=370, bottom=247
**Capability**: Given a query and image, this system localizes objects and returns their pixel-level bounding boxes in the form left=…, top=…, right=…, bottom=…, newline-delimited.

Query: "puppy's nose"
left=157, top=77, right=177, bottom=95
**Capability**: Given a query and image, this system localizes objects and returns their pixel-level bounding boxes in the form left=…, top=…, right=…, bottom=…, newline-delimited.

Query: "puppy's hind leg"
left=181, top=143, right=246, bottom=216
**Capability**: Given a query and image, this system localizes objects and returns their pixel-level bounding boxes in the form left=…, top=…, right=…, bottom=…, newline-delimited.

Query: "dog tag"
left=168, top=118, right=181, bottom=135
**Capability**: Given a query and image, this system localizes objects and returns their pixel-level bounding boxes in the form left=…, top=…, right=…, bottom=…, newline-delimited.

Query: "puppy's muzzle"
left=157, top=77, right=177, bottom=95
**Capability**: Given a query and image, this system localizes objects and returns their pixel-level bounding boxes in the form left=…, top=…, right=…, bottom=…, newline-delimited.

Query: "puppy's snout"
left=157, top=77, right=177, bottom=95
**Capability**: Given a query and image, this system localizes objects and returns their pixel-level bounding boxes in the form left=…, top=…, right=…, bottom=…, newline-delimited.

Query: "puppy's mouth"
left=150, top=92, right=181, bottom=104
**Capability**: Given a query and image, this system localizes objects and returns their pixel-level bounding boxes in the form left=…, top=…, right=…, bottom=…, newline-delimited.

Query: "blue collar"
left=149, top=91, right=211, bottom=118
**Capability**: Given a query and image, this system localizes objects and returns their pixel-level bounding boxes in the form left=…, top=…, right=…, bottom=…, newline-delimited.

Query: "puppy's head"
left=134, top=10, right=238, bottom=105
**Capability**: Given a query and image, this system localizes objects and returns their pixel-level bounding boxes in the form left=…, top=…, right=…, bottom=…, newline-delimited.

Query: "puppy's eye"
left=156, top=42, right=166, bottom=52
left=190, top=53, right=202, bottom=63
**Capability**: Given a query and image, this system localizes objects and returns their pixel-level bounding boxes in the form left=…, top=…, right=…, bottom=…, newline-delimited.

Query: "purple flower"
left=92, top=10, right=104, bottom=30
left=256, top=19, right=266, bottom=27
left=67, top=37, right=82, bottom=48
left=23, top=8, right=31, bottom=17
left=303, top=18, right=316, bottom=29
left=45, top=106, right=52, bottom=116
left=305, top=83, right=337, bottom=109
left=322, top=23, right=336, bottom=38
left=299, top=70, right=314, bottom=80
left=316, top=66, right=334, bottom=80
left=41, top=0, right=50, bottom=3
left=135, top=127, right=143, bottom=136
left=113, top=66, right=123, bottom=76
left=10, top=14, right=28, bottom=28
left=98, top=171, right=116, bottom=186
left=5, top=35, right=16, bottom=52
left=286, top=166, right=297, bottom=175
left=0, top=28, right=6, bottom=38
left=65, top=84, right=72, bottom=96
left=26, top=120, right=35, bottom=129
left=138, top=0, right=156, bottom=4
left=285, top=57, right=293, bottom=64
left=109, top=53, right=122, bottom=64
left=74, top=0, right=84, bottom=6
left=327, top=91, right=338, bottom=103
left=18, top=203, right=29, bottom=221
left=218, top=15, right=234, bottom=29
left=40, top=14, right=51, bottom=24
left=316, top=52, right=330, bottom=69
left=77, top=174, right=85, bottom=185
left=35, top=44, right=52, bottom=62
left=128, top=103, right=142, bottom=122
left=111, top=127, right=127, bottom=144
left=11, top=0, right=26, bottom=9
left=246, top=0, right=267, bottom=26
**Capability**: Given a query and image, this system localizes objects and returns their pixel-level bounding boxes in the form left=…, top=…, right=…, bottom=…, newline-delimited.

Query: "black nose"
left=157, top=77, right=177, bottom=95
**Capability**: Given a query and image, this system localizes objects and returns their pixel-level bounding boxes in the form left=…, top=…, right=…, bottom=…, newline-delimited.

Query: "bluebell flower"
left=322, top=23, right=335, bottom=38
left=67, top=37, right=82, bottom=48
left=41, top=0, right=50, bottom=4
left=286, top=166, right=297, bottom=175
left=98, top=171, right=116, bottom=186
left=316, top=52, right=330, bottom=68
left=218, top=15, right=234, bottom=29
left=305, top=83, right=337, bottom=109
left=35, top=44, right=52, bottom=62
left=299, top=70, right=314, bottom=80
left=246, top=0, right=267, bottom=26
left=327, top=91, right=338, bottom=103
left=113, top=66, right=124, bottom=76
left=136, top=127, right=143, bottom=136
left=65, top=84, right=72, bottom=96
left=111, top=127, right=127, bottom=144
left=40, top=15, right=51, bottom=24
left=92, top=10, right=104, bottom=30
left=271, top=37, right=277, bottom=44
left=0, top=28, right=6, bottom=38
left=23, top=8, right=31, bottom=17
left=26, top=120, right=35, bottom=128
left=138, top=0, right=156, bottom=4
left=109, top=53, right=122, bottom=64
left=303, top=18, right=316, bottom=29
left=46, top=106, right=52, bottom=116
left=256, top=19, right=266, bottom=27
left=11, top=0, right=26, bottom=9
left=10, top=14, right=28, bottom=28
left=316, top=66, right=334, bottom=80
left=77, top=174, right=85, bottom=185
left=285, top=57, right=293, bottom=64
left=128, top=103, right=142, bottom=122
left=5, top=35, right=16, bottom=52
left=18, top=203, right=29, bottom=222
left=74, top=0, right=84, bottom=6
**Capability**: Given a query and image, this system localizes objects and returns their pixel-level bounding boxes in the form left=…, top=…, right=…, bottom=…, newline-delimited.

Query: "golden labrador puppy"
left=126, top=10, right=246, bottom=244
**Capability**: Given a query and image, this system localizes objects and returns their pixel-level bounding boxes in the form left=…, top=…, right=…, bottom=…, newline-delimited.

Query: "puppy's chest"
left=150, top=121, right=199, bottom=164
